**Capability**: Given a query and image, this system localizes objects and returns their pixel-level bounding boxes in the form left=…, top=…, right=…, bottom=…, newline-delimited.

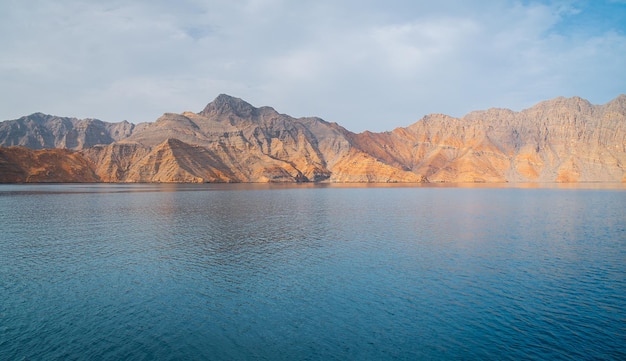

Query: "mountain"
left=79, top=94, right=422, bottom=183
left=0, top=147, right=98, bottom=183
left=1, top=94, right=624, bottom=183
left=351, top=95, right=626, bottom=182
left=0, top=113, right=134, bottom=150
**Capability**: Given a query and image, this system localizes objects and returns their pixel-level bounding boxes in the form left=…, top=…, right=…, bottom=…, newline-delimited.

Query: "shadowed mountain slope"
left=0, top=146, right=98, bottom=183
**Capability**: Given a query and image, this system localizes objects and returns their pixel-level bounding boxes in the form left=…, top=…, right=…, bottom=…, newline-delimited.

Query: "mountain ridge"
left=1, top=94, right=624, bottom=183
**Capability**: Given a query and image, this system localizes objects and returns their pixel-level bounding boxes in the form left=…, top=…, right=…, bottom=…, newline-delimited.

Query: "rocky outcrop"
left=0, top=94, right=624, bottom=183
left=0, top=146, right=98, bottom=183
left=81, top=142, right=153, bottom=182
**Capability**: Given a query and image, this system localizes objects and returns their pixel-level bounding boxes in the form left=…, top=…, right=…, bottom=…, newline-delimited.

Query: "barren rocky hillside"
left=1, top=94, right=624, bottom=183
left=351, top=95, right=626, bottom=182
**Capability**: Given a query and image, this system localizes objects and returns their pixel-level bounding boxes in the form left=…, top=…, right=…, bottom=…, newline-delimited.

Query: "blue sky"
left=1, top=0, right=625, bottom=132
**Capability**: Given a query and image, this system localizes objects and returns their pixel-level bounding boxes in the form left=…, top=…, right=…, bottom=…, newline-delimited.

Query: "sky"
left=1, top=0, right=625, bottom=132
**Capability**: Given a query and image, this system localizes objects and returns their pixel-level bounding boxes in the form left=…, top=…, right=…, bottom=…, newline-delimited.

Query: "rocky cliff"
left=351, top=95, right=626, bottom=182
left=0, top=94, right=624, bottom=183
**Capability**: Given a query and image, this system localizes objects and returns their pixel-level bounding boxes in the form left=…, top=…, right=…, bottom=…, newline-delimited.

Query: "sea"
left=1, top=183, right=625, bottom=360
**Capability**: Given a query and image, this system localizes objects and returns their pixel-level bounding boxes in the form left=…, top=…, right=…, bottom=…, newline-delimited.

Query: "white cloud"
left=0, top=0, right=624, bottom=132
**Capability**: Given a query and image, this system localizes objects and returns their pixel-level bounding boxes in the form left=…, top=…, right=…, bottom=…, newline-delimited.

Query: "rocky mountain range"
left=1, top=94, right=625, bottom=183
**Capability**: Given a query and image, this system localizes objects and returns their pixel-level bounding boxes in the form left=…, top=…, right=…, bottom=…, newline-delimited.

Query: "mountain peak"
left=605, top=94, right=626, bottom=112
left=199, top=94, right=258, bottom=118
left=214, top=93, right=247, bottom=104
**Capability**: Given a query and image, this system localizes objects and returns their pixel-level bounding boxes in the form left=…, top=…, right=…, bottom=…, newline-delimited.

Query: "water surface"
left=1, top=183, right=625, bottom=360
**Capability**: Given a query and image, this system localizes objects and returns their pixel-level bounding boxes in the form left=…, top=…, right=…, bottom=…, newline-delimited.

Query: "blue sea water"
left=0, top=183, right=625, bottom=360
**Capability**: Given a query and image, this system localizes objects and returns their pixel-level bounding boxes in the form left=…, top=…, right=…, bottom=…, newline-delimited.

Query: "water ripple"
left=1, top=185, right=625, bottom=360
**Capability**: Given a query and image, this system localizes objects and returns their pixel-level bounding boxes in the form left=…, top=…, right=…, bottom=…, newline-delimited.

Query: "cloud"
left=0, top=0, right=625, bottom=132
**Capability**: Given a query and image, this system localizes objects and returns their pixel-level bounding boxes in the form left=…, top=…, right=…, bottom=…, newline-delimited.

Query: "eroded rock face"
left=351, top=95, right=626, bottom=183
left=0, top=146, right=98, bottom=183
left=1, top=94, right=624, bottom=183
left=81, top=142, right=152, bottom=182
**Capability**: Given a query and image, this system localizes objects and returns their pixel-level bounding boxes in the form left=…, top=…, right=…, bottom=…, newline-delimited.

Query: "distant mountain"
left=1, top=94, right=625, bottom=183
left=0, top=113, right=134, bottom=150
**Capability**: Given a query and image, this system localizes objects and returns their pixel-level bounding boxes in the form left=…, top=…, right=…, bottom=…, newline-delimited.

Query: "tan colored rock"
left=350, top=95, right=625, bottom=183
left=0, top=94, right=624, bottom=183
left=82, top=142, right=151, bottom=182
left=329, top=149, right=426, bottom=183
left=513, top=145, right=544, bottom=180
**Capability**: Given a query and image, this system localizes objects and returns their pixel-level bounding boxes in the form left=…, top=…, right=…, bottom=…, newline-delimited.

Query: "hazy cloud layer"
left=1, top=0, right=625, bottom=131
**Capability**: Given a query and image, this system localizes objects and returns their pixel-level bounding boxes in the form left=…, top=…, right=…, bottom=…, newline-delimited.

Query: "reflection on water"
left=0, top=184, right=625, bottom=360
left=1, top=181, right=624, bottom=195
